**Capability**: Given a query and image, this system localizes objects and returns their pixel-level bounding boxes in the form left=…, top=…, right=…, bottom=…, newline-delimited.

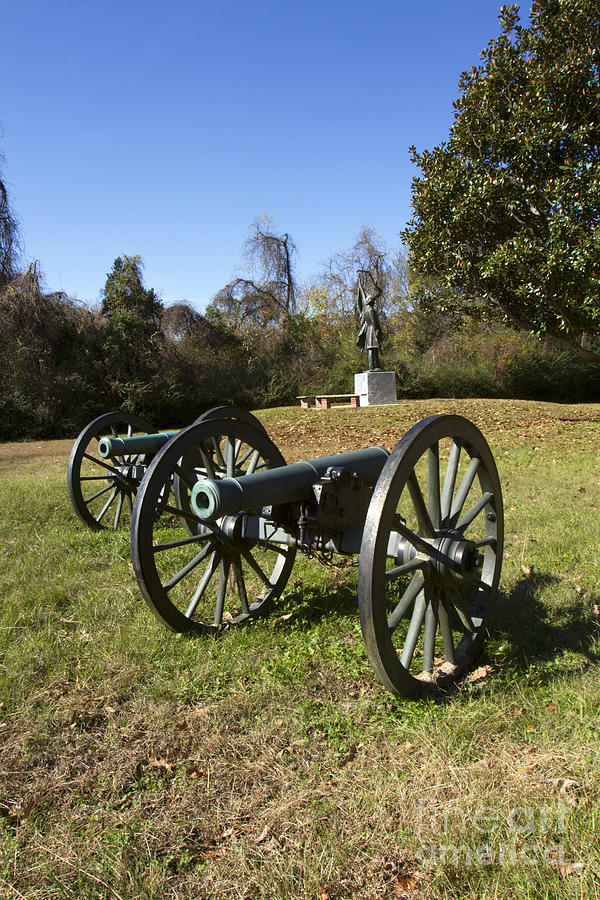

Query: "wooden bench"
left=315, top=394, right=360, bottom=409
left=297, top=394, right=361, bottom=409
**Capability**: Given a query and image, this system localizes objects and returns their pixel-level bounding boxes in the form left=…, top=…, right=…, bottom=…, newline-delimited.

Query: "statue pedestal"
left=354, top=371, right=397, bottom=407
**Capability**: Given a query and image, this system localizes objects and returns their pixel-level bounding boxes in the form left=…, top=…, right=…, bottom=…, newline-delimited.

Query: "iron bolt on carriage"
left=68, top=408, right=503, bottom=698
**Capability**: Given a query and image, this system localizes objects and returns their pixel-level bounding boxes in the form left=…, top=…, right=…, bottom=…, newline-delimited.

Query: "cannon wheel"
left=358, top=415, right=503, bottom=698
left=194, top=405, right=268, bottom=434
left=174, top=406, right=268, bottom=534
left=131, top=417, right=296, bottom=633
left=68, top=411, right=156, bottom=531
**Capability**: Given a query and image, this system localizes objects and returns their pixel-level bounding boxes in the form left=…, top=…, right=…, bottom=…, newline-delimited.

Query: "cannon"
left=129, top=412, right=503, bottom=698
left=67, top=407, right=267, bottom=531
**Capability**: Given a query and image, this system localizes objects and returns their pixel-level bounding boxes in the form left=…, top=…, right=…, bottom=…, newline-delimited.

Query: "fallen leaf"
left=558, top=862, right=585, bottom=877
left=148, top=757, right=174, bottom=773
left=338, top=743, right=358, bottom=767
left=526, top=724, right=535, bottom=733
left=466, top=664, right=493, bottom=683
left=255, top=825, right=270, bottom=844
left=521, top=564, right=534, bottom=579
left=394, top=871, right=419, bottom=897
left=399, top=741, right=414, bottom=752
left=545, top=701, right=557, bottom=711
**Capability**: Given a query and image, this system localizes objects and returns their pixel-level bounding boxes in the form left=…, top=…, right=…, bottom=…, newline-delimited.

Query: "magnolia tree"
left=402, top=0, right=600, bottom=356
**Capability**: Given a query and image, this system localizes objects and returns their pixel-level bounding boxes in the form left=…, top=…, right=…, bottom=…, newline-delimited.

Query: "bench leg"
left=350, top=396, right=360, bottom=408
left=300, top=399, right=309, bottom=409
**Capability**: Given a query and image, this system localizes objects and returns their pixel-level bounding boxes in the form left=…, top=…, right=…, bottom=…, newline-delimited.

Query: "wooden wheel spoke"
left=394, top=519, right=435, bottom=558
left=457, top=491, right=493, bottom=532
left=422, top=598, right=438, bottom=674
left=246, top=449, right=262, bottom=475
left=385, top=557, right=427, bottom=582
left=153, top=532, right=211, bottom=552
left=163, top=541, right=216, bottom=592
left=225, top=436, right=236, bottom=477
left=440, top=439, right=461, bottom=522
left=232, top=559, right=250, bottom=616
left=214, top=557, right=231, bottom=625
left=449, top=457, right=481, bottom=527
left=388, top=572, right=424, bottom=634
left=241, top=550, right=272, bottom=588
left=236, top=445, right=254, bottom=468
left=185, top=549, right=222, bottom=618
left=113, top=491, right=124, bottom=529
left=84, top=483, right=114, bottom=504
left=462, top=571, right=490, bottom=592
left=400, top=590, right=427, bottom=669
left=437, top=597, right=456, bottom=664
left=211, top=437, right=226, bottom=471
left=255, top=541, right=290, bottom=557
left=83, top=452, right=122, bottom=478
left=407, top=471, right=435, bottom=537
left=427, top=443, right=441, bottom=530
left=445, top=590, right=476, bottom=633
left=198, top=445, right=216, bottom=480
left=172, top=463, right=195, bottom=489
left=155, top=499, right=201, bottom=523
left=95, top=487, right=118, bottom=523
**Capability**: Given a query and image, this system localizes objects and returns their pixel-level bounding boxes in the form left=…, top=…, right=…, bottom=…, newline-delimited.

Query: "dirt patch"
left=0, top=438, right=72, bottom=474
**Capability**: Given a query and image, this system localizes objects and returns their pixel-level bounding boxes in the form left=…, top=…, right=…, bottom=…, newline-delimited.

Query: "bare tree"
left=302, top=226, right=409, bottom=323
left=209, top=217, right=297, bottom=328
left=0, top=158, right=19, bottom=288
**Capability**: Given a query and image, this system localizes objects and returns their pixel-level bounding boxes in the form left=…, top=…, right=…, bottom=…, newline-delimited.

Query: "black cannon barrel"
left=97, top=431, right=180, bottom=459
left=190, top=446, right=389, bottom=521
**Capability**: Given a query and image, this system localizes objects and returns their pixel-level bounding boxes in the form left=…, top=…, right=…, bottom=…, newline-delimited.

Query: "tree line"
left=1, top=0, right=599, bottom=440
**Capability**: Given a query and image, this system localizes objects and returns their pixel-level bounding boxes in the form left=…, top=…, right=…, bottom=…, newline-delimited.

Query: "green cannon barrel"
left=191, top=446, right=389, bottom=522
left=97, top=431, right=180, bottom=459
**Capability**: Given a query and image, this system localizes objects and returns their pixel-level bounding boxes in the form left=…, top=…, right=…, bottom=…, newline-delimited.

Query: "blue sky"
left=2, top=0, right=532, bottom=310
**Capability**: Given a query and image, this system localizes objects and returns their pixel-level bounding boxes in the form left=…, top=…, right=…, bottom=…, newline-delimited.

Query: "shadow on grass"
left=271, top=569, right=600, bottom=697
left=487, top=571, right=600, bottom=678
left=273, top=578, right=359, bottom=628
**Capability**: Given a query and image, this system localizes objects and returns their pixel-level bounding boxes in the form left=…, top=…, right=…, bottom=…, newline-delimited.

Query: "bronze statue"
left=355, top=270, right=384, bottom=371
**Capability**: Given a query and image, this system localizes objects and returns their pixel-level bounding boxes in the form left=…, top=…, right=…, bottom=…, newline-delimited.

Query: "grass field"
left=1, top=399, right=599, bottom=899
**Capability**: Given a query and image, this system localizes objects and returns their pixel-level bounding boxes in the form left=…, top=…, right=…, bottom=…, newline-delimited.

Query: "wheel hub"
left=431, top=530, right=479, bottom=578
left=112, top=464, right=146, bottom=487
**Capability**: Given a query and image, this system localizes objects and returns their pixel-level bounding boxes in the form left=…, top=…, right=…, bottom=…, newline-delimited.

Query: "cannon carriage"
left=68, top=407, right=503, bottom=697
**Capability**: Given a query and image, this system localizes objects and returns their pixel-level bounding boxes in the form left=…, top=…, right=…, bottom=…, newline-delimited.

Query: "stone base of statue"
left=354, top=370, right=397, bottom=407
